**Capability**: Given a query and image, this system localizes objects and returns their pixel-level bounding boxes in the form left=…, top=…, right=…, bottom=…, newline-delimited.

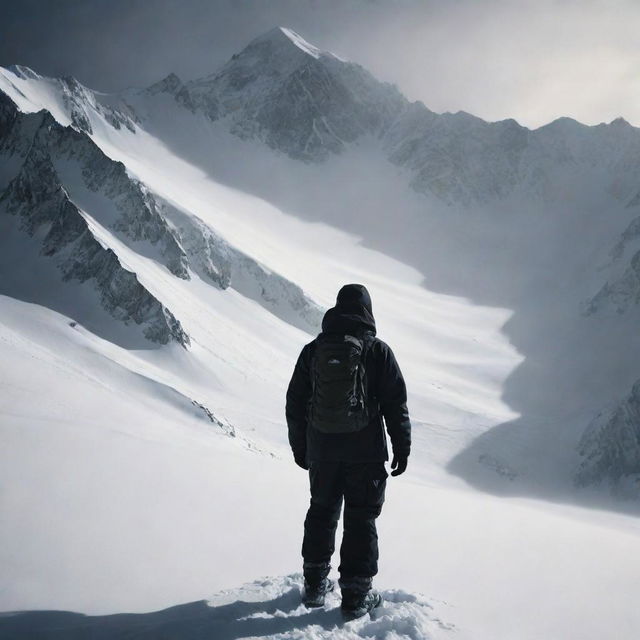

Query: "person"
left=285, top=283, right=411, bottom=620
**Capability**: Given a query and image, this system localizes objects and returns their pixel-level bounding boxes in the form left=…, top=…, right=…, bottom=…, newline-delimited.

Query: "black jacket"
left=286, top=286, right=411, bottom=464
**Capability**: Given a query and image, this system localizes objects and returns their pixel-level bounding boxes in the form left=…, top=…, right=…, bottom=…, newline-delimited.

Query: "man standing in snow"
left=286, top=283, right=411, bottom=620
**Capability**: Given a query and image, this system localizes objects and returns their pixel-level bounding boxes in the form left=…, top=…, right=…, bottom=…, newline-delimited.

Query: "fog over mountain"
left=2, top=25, right=640, bottom=640
left=3, top=0, right=640, bottom=128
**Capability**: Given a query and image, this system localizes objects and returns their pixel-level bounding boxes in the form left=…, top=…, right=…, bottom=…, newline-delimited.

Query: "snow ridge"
left=0, top=108, right=189, bottom=346
left=126, top=28, right=640, bottom=208
left=0, top=87, right=324, bottom=343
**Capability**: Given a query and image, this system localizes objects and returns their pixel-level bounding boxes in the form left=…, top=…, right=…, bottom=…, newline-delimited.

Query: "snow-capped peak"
left=241, top=26, right=344, bottom=64
left=278, top=27, right=322, bottom=59
left=246, top=26, right=319, bottom=57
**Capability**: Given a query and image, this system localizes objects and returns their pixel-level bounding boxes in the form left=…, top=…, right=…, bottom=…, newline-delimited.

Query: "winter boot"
left=302, top=576, right=335, bottom=607
left=302, top=561, right=334, bottom=608
left=339, top=576, right=383, bottom=620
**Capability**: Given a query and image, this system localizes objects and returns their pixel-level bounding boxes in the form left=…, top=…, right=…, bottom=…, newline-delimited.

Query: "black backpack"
left=307, top=332, right=374, bottom=433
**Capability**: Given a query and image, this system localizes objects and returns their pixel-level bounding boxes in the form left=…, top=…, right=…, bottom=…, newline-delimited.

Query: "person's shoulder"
left=369, top=335, right=390, bottom=350
left=367, top=336, right=395, bottom=361
left=300, top=336, right=318, bottom=356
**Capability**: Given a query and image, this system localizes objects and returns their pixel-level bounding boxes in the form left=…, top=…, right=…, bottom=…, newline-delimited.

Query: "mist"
left=1, top=0, right=638, bottom=128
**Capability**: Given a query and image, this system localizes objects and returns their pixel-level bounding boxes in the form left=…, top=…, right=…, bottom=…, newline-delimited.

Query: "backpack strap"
left=361, top=331, right=378, bottom=412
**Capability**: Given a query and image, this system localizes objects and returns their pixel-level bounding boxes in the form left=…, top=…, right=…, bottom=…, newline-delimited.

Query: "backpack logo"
left=328, top=358, right=341, bottom=364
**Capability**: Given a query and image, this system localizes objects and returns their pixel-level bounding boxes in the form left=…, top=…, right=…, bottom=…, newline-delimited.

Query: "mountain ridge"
left=2, top=26, right=640, bottom=493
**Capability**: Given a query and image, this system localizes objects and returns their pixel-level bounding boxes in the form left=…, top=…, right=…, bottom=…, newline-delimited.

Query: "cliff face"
left=0, top=87, right=324, bottom=345
left=576, top=379, right=640, bottom=495
left=584, top=212, right=640, bottom=316
left=0, top=101, right=189, bottom=347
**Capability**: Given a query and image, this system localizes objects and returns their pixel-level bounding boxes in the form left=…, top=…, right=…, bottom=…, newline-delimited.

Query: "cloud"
left=334, top=0, right=640, bottom=127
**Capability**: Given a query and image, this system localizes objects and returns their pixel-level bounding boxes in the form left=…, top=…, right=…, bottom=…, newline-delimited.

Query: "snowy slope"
left=3, top=295, right=640, bottom=640
left=0, top=574, right=451, bottom=639
left=2, top=25, right=640, bottom=640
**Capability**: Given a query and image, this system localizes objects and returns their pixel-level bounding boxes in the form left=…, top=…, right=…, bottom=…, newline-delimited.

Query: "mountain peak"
left=610, top=116, right=631, bottom=127
left=248, top=26, right=324, bottom=60
left=145, top=72, right=183, bottom=96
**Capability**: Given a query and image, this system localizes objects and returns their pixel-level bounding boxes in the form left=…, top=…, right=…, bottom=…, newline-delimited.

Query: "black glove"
left=390, top=454, right=408, bottom=476
left=294, top=453, right=309, bottom=470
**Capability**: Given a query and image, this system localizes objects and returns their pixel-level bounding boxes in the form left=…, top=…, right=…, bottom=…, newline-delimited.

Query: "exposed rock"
left=0, top=112, right=189, bottom=347
left=1, top=89, right=323, bottom=338
left=576, top=379, right=640, bottom=494
left=583, top=215, right=640, bottom=316
left=583, top=253, right=640, bottom=316
left=165, top=203, right=324, bottom=333
left=145, top=72, right=183, bottom=96
left=172, top=27, right=406, bottom=163
left=59, top=74, right=137, bottom=134
left=1, top=101, right=190, bottom=280
left=140, top=27, right=640, bottom=208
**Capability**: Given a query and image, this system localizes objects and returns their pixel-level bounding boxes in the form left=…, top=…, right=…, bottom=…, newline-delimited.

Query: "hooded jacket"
left=286, top=284, right=411, bottom=464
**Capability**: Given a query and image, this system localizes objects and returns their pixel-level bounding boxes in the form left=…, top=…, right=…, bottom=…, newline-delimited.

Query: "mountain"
left=2, top=26, right=640, bottom=640
left=140, top=27, right=640, bottom=208
left=0, top=84, right=323, bottom=346
left=2, top=22, right=640, bottom=491
left=129, top=27, right=640, bottom=492
left=153, top=26, right=407, bottom=162
left=0, top=93, right=190, bottom=346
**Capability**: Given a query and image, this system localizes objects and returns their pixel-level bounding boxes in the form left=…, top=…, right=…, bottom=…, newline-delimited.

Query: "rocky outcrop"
left=0, top=95, right=190, bottom=280
left=583, top=212, right=640, bottom=316
left=59, top=74, right=138, bottom=134
left=583, top=254, right=640, bottom=316
left=164, top=203, right=324, bottom=332
left=575, top=379, right=640, bottom=494
left=0, top=104, right=189, bottom=347
left=50, top=122, right=190, bottom=280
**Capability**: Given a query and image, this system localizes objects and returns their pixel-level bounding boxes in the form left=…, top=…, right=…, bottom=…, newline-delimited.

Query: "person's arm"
left=285, top=342, right=313, bottom=468
left=375, top=340, right=411, bottom=473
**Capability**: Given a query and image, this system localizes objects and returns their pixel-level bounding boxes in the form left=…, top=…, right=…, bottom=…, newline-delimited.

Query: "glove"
left=390, top=454, right=408, bottom=476
left=294, top=453, right=309, bottom=470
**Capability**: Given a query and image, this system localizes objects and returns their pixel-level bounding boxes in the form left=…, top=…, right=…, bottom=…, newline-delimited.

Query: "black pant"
left=301, top=460, right=388, bottom=580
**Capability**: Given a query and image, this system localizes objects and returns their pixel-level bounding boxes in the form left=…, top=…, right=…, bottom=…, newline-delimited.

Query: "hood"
left=320, top=283, right=376, bottom=336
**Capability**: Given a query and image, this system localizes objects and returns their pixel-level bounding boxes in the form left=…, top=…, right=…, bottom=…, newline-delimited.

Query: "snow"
left=0, top=574, right=450, bottom=639
left=2, top=37, right=640, bottom=640
left=2, top=293, right=639, bottom=639
left=280, top=27, right=323, bottom=59
left=0, top=66, right=73, bottom=127
left=243, top=26, right=344, bottom=63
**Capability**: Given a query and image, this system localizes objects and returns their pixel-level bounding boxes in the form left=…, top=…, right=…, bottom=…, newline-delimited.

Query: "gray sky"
left=1, top=0, right=638, bottom=128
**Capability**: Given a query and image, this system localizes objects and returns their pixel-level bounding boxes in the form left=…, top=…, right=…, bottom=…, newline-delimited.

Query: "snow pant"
left=301, top=460, right=388, bottom=583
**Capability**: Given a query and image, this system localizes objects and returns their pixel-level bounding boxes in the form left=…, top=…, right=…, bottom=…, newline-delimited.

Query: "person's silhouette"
left=286, top=283, right=411, bottom=619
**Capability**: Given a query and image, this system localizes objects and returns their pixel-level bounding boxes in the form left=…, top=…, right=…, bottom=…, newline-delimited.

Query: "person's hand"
left=390, top=454, right=408, bottom=476
left=295, top=453, right=309, bottom=470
